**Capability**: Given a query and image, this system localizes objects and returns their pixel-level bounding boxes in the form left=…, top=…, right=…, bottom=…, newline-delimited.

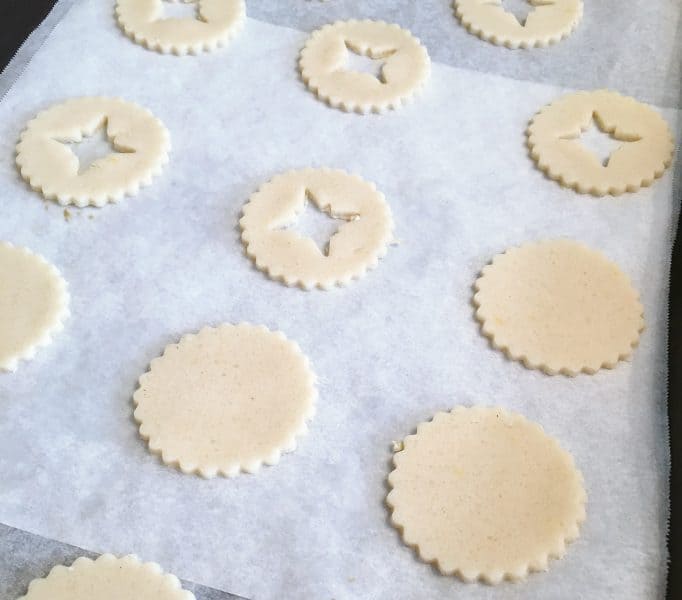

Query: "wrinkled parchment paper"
left=0, top=1, right=680, bottom=598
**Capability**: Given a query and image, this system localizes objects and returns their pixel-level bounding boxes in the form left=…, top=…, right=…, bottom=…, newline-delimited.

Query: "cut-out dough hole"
left=455, top=0, right=582, bottom=49
left=561, top=114, right=638, bottom=168
left=496, top=0, right=538, bottom=26
left=54, top=119, right=135, bottom=175
left=160, top=0, right=200, bottom=21
left=344, top=42, right=392, bottom=82
left=282, top=190, right=357, bottom=256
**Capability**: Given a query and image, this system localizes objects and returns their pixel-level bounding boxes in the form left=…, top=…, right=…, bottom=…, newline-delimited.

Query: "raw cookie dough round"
left=387, top=406, right=586, bottom=584
left=17, top=554, right=194, bottom=600
left=16, top=97, right=170, bottom=207
left=133, top=323, right=317, bottom=478
left=527, top=90, right=675, bottom=196
left=240, top=168, right=394, bottom=290
left=116, top=0, right=246, bottom=55
left=299, top=20, right=431, bottom=113
left=453, top=0, right=583, bottom=48
left=473, top=239, right=644, bottom=375
left=0, top=242, right=69, bottom=373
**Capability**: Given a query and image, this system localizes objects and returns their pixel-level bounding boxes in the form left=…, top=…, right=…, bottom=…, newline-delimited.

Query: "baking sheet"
left=0, top=0, right=679, bottom=598
left=0, top=0, right=76, bottom=100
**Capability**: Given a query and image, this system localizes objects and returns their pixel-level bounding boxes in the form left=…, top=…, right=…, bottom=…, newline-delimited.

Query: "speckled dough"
left=240, top=168, right=394, bottom=290
left=17, top=554, right=194, bottom=600
left=527, top=90, right=674, bottom=196
left=133, top=323, right=317, bottom=478
left=454, top=0, right=583, bottom=48
left=299, top=20, right=431, bottom=113
left=387, top=406, right=586, bottom=584
left=116, top=0, right=246, bottom=55
left=16, top=97, right=170, bottom=207
left=473, top=239, right=644, bottom=375
left=0, top=242, right=69, bottom=373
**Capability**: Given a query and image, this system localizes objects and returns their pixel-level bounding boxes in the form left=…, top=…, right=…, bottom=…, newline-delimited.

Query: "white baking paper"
left=0, top=1, right=679, bottom=599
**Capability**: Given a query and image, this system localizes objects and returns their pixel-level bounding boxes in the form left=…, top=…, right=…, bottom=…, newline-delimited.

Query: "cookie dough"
left=473, top=239, right=644, bottom=375
left=17, top=554, right=194, bottom=600
left=16, top=97, right=170, bottom=207
left=454, top=0, right=583, bottom=48
left=240, top=168, right=394, bottom=289
left=0, top=242, right=69, bottom=373
left=527, top=90, right=674, bottom=195
left=116, top=0, right=246, bottom=55
left=387, top=406, right=586, bottom=584
left=299, top=20, right=431, bottom=113
left=133, top=323, right=317, bottom=478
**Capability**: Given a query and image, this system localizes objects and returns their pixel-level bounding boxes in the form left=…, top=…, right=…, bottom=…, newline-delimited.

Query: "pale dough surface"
left=387, top=406, right=586, bottom=584
left=116, top=0, right=246, bottom=55
left=18, top=554, right=194, bottom=600
left=240, top=168, right=394, bottom=290
left=454, top=0, right=583, bottom=48
left=473, top=239, right=644, bottom=375
left=0, top=241, right=69, bottom=373
left=299, top=20, right=431, bottom=113
left=133, top=323, right=317, bottom=478
left=527, top=89, right=675, bottom=196
left=16, top=97, right=170, bottom=207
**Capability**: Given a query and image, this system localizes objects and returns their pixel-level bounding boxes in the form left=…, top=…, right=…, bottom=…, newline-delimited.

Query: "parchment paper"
left=0, top=1, right=679, bottom=599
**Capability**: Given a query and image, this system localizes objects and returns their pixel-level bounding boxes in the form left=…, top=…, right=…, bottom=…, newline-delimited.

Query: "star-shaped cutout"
left=160, top=0, right=200, bottom=21
left=283, top=190, right=358, bottom=256
left=560, top=113, right=640, bottom=167
left=487, top=0, right=555, bottom=27
left=344, top=42, right=395, bottom=83
left=54, top=119, right=134, bottom=174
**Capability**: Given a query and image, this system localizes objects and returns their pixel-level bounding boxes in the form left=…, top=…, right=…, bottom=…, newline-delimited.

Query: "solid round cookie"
left=116, top=0, right=246, bottom=55
left=240, top=168, right=394, bottom=289
left=17, top=554, right=194, bottom=600
left=299, top=20, right=431, bottom=113
left=16, top=97, right=170, bottom=207
left=0, top=242, right=69, bottom=373
left=527, top=90, right=674, bottom=196
left=473, top=239, right=644, bottom=375
left=133, top=323, right=317, bottom=478
left=387, top=406, right=586, bottom=584
left=454, top=0, right=583, bottom=48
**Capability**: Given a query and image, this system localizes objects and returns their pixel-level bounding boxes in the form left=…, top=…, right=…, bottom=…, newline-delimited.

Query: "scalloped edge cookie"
left=299, top=19, right=431, bottom=113
left=387, top=406, right=587, bottom=584
left=116, top=0, right=246, bottom=55
left=0, top=241, right=70, bottom=373
left=133, top=323, right=317, bottom=478
left=17, top=554, right=194, bottom=600
left=16, top=96, right=170, bottom=207
left=473, top=239, right=645, bottom=376
left=240, top=168, right=394, bottom=290
left=527, top=89, right=675, bottom=196
left=453, top=0, right=583, bottom=49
